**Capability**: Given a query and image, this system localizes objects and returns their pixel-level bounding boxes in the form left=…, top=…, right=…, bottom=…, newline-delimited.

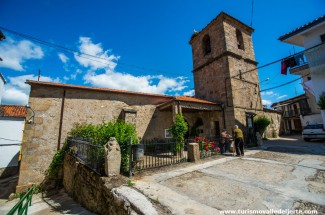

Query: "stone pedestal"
left=188, top=143, right=200, bottom=162
left=256, top=132, right=263, bottom=146
left=104, top=137, right=121, bottom=176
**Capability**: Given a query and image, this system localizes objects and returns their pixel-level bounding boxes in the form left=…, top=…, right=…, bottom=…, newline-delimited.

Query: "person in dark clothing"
left=221, top=129, right=232, bottom=154
left=233, top=125, right=244, bottom=156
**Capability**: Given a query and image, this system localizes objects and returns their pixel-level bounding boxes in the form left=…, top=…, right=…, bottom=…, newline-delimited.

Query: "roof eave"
left=189, top=12, right=254, bottom=44
left=278, top=15, right=325, bottom=42
left=26, top=80, right=174, bottom=99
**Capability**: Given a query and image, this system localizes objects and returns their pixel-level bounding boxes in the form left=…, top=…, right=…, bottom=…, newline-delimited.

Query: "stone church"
left=17, top=12, right=281, bottom=191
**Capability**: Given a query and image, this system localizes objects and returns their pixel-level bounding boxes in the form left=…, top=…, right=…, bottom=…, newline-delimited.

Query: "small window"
left=202, top=35, right=211, bottom=55
left=320, top=34, right=325, bottom=43
left=236, top=29, right=245, bottom=50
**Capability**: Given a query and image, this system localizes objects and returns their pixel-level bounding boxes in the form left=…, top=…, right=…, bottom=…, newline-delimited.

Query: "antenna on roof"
left=250, top=0, right=254, bottom=27
left=38, top=69, right=40, bottom=81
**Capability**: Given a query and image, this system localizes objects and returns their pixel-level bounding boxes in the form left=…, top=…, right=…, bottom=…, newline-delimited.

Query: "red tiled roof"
left=174, top=96, right=219, bottom=105
left=26, top=80, right=220, bottom=106
left=26, top=80, right=173, bottom=99
left=0, top=105, right=27, bottom=118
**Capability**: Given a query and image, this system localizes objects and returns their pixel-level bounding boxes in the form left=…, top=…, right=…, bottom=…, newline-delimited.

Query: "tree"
left=254, top=115, right=271, bottom=136
left=169, top=114, right=188, bottom=155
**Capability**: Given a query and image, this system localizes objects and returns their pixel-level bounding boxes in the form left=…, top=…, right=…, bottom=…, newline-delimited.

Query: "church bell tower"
left=189, top=12, right=263, bottom=130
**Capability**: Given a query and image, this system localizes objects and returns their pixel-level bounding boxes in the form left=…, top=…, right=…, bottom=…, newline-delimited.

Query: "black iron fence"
left=66, top=137, right=105, bottom=175
left=130, top=140, right=188, bottom=173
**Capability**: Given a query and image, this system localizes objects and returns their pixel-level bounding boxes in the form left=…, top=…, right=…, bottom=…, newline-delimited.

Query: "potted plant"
left=318, top=92, right=325, bottom=128
left=253, top=115, right=271, bottom=142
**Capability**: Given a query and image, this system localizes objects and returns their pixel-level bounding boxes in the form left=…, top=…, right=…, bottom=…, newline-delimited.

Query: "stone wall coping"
left=112, top=186, right=158, bottom=215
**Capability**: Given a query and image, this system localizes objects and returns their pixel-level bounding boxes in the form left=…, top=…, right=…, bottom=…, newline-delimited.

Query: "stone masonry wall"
left=18, top=90, right=63, bottom=191
left=63, top=154, right=136, bottom=215
left=183, top=110, right=223, bottom=137
left=190, top=19, right=226, bottom=70
left=262, top=111, right=282, bottom=138
left=223, top=20, right=255, bottom=61
left=17, top=85, right=172, bottom=191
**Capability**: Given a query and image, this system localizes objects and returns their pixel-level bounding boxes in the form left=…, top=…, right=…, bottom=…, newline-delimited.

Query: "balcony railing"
left=283, top=108, right=312, bottom=117
left=289, top=53, right=309, bottom=74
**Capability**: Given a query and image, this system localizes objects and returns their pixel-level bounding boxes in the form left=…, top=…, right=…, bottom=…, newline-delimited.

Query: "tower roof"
left=190, top=12, right=254, bottom=43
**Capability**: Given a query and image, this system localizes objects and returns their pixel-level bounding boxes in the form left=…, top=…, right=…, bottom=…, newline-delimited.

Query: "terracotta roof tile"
left=26, top=80, right=173, bottom=99
left=0, top=105, right=27, bottom=118
left=26, top=80, right=221, bottom=106
left=174, top=96, right=219, bottom=105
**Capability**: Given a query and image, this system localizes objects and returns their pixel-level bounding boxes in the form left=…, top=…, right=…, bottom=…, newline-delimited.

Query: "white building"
left=0, top=105, right=26, bottom=177
left=279, top=15, right=325, bottom=126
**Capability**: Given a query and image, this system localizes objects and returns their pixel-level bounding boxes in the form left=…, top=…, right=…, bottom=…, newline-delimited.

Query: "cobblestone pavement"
left=134, top=136, right=325, bottom=215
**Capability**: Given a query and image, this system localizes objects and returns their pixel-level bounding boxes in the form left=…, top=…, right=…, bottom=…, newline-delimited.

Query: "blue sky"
left=0, top=0, right=324, bottom=106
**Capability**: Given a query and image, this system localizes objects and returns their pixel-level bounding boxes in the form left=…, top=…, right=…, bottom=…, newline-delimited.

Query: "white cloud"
left=84, top=70, right=188, bottom=95
left=2, top=75, right=60, bottom=105
left=74, top=37, right=119, bottom=70
left=74, top=36, right=189, bottom=95
left=261, top=91, right=275, bottom=96
left=0, top=38, right=44, bottom=71
left=262, top=99, right=273, bottom=106
left=183, top=89, right=195, bottom=96
left=58, top=53, right=69, bottom=63
left=277, top=95, right=288, bottom=100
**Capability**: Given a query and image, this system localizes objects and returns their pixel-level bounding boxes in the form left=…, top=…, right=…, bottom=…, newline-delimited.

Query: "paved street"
left=135, top=136, right=325, bottom=215
left=1, top=136, right=324, bottom=215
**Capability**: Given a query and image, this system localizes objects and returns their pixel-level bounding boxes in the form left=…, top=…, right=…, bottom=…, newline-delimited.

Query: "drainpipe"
left=57, top=89, right=66, bottom=151
left=224, top=77, right=230, bottom=107
left=222, top=103, right=226, bottom=129
left=177, top=101, right=181, bottom=114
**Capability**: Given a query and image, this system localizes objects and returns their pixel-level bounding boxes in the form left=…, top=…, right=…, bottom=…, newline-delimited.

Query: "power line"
left=1, top=26, right=323, bottom=86
left=231, top=42, right=325, bottom=79
left=0, top=137, right=22, bottom=142
left=0, top=26, right=188, bottom=78
left=260, top=74, right=308, bottom=92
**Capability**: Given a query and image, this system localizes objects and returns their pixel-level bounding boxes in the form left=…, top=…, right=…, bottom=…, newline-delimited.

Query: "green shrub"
left=48, top=142, right=68, bottom=177
left=318, top=92, right=325, bottom=110
left=169, top=114, right=188, bottom=152
left=254, top=115, right=271, bottom=136
left=68, top=120, right=138, bottom=173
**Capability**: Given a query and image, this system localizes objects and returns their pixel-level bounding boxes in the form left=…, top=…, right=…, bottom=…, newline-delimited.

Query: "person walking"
left=233, top=125, right=244, bottom=156
left=221, top=129, right=232, bottom=154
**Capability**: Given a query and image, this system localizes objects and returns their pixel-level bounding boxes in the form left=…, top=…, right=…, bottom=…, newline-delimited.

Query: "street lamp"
left=25, top=104, right=35, bottom=124
left=260, top=78, right=270, bottom=83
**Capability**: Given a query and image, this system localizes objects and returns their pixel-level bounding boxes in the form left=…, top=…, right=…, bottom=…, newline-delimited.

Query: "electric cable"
left=260, top=74, right=309, bottom=92
left=0, top=26, right=189, bottom=78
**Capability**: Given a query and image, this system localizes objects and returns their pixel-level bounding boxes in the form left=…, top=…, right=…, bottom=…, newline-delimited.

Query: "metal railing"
left=66, top=137, right=105, bottom=175
left=7, top=185, right=35, bottom=215
left=130, top=139, right=188, bottom=173
left=284, top=108, right=312, bottom=117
